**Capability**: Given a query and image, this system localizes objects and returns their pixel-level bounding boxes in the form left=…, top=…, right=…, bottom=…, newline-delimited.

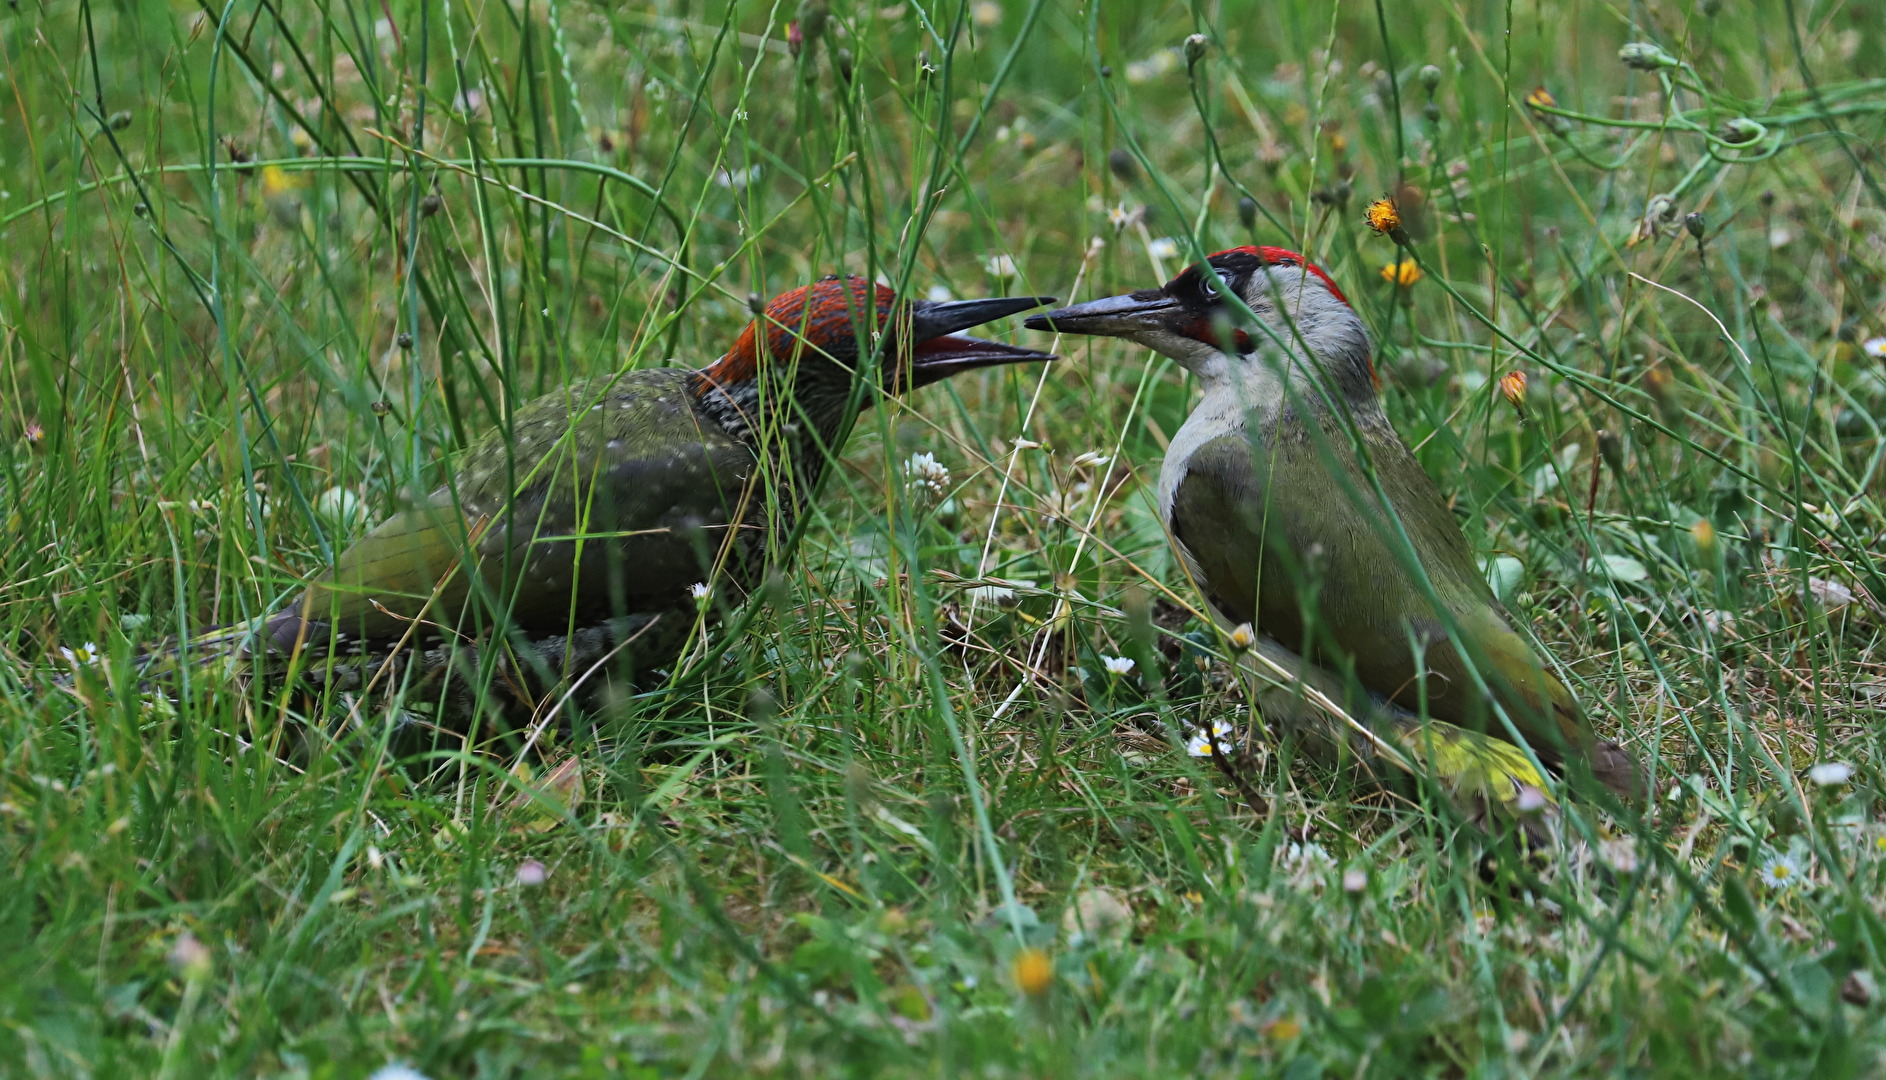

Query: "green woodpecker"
left=1026, top=246, right=1640, bottom=809
left=186, top=277, right=1052, bottom=713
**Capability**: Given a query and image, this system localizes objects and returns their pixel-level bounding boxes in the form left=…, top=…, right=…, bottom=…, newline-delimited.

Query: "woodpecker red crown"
left=699, top=276, right=896, bottom=392
left=1204, top=245, right=1350, bottom=307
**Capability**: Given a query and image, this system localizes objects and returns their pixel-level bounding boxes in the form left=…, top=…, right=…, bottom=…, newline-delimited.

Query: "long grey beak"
left=904, top=295, right=1058, bottom=386
left=913, top=295, right=1057, bottom=339
left=1023, top=292, right=1176, bottom=338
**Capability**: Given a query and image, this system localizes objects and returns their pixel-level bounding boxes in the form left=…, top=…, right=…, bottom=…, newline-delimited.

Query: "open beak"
left=1022, top=291, right=1176, bottom=338
left=905, top=295, right=1058, bottom=386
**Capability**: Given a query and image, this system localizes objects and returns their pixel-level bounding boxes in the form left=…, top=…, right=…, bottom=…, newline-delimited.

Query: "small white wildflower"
left=60, top=642, right=101, bottom=668
left=971, top=0, right=1002, bottom=27
left=1184, top=718, right=1236, bottom=756
left=1863, top=338, right=1886, bottom=361
left=1227, top=623, right=1255, bottom=650
left=1100, top=655, right=1135, bottom=675
left=1599, top=836, right=1640, bottom=875
left=712, top=164, right=762, bottom=190
left=167, top=932, right=212, bottom=979
left=1070, top=451, right=1112, bottom=469
left=1768, top=226, right=1793, bottom=249
left=1757, top=852, right=1801, bottom=889
left=903, top=451, right=951, bottom=497
left=1341, top=868, right=1368, bottom=893
left=688, top=582, right=710, bottom=601
left=1146, top=236, right=1180, bottom=260
left=1515, top=785, right=1548, bottom=814
left=1124, top=49, right=1180, bottom=84
left=985, top=254, right=1019, bottom=281
left=365, top=845, right=384, bottom=870
left=515, top=859, right=548, bottom=887
left=367, top=1066, right=432, bottom=1080
left=1106, top=203, right=1136, bottom=231
left=1009, top=437, right=1042, bottom=451
left=1282, top=842, right=1334, bottom=869
left=1809, top=762, right=1854, bottom=787
left=926, top=284, right=955, bottom=303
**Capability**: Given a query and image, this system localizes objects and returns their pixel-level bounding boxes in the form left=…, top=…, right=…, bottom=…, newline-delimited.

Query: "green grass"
left=5, top=0, right=1886, bottom=1075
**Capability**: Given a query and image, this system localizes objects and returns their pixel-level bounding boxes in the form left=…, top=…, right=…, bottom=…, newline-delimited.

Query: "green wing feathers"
left=1170, top=422, right=1640, bottom=800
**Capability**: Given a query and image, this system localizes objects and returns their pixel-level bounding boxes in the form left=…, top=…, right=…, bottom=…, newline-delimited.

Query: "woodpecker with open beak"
left=173, top=276, right=1053, bottom=714
left=1027, top=246, right=1640, bottom=812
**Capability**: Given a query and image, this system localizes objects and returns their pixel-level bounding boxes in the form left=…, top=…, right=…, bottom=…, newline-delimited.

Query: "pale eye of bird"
left=1200, top=268, right=1236, bottom=300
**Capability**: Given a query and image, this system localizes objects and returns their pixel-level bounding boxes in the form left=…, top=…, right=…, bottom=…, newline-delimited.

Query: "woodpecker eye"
left=1199, top=268, right=1236, bottom=301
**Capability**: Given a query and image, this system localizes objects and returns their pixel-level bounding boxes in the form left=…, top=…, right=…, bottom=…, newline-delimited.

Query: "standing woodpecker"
left=1026, top=246, right=1640, bottom=810
left=179, top=277, right=1053, bottom=713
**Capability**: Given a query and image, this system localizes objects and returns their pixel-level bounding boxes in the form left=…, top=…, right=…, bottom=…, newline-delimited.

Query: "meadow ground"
left=5, top=0, right=1886, bottom=1075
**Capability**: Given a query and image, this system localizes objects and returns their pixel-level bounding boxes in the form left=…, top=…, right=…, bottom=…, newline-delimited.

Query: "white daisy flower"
left=1227, top=623, right=1255, bottom=650
left=984, top=254, right=1019, bottom=281
left=688, top=582, right=710, bottom=601
left=1863, top=338, right=1886, bottom=360
left=1184, top=717, right=1236, bottom=756
left=1099, top=654, right=1135, bottom=675
left=1757, top=852, right=1801, bottom=889
left=60, top=642, right=101, bottom=668
left=1146, top=237, right=1180, bottom=260
left=926, top=284, right=955, bottom=303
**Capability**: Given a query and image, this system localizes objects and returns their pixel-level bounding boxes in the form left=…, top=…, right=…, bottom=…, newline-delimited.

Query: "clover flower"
left=903, top=452, right=951, bottom=497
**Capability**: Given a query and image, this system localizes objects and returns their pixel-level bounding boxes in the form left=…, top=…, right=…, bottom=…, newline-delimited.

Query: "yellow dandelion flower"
left=1011, top=947, right=1053, bottom=997
left=1363, top=197, right=1402, bottom=236
left=259, top=164, right=304, bottom=199
left=1499, top=370, right=1528, bottom=418
left=1525, top=86, right=1558, bottom=111
left=1380, top=259, right=1422, bottom=287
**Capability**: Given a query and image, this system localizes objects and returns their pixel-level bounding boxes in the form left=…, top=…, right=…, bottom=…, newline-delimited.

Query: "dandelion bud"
left=1108, top=148, right=1138, bottom=183
left=107, top=110, right=133, bottom=131
left=1690, top=518, right=1717, bottom=557
left=395, top=331, right=414, bottom=351
left=1759, top=189, right=1776, bottom=209
left=1423, top=102, right=1441, bottom=123
left=1718, top=117, right=1763, bottom=144
left=1183, top=33, right=1209, bottom=65
left=1596, top=429, right=1624, bottom=473
left=1099, top=64, right=1112, bottom=78
left=1499, top=370, right=1528, bottom=419
left=834, top=47, right=854, bottom=84
left=787, top=20, right=805, bottom=58
left=1618, top=42, right=1679, bottom=71
left=1684, top=212, right=1706, bottom=240
left=1418, top=64, right=1442, bottom=92
left=419, top=191, right=443, bottom=217
left=1238, top=195, right=1258, bottom=230
left=370, top=400, right=392, bottom=418
left=797, top=1, right=828, bottom=44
